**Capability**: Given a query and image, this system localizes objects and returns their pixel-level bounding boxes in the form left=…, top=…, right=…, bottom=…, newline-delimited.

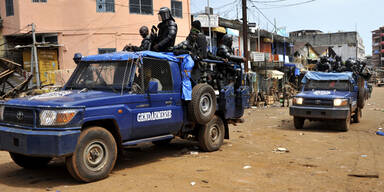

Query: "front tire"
left=9, top=153, right=52, bottom=169
left=339, top=114, right=350, bottom=132
left=198, top=115, right=225, bottom=152
left=353, top=107, right=362, bottom=123
left=293, top=117, right=305, bottom=129
left=66, top=126, right=117, bottom=182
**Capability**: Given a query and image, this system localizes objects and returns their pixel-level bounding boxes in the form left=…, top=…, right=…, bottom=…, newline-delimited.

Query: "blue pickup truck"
left=290, top=71, right=364, bottom=131
left=0, top=51, right=249, bottom=182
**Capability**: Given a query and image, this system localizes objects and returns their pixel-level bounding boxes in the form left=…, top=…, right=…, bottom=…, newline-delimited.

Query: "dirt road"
left=0, top=87, right=383, bottom=192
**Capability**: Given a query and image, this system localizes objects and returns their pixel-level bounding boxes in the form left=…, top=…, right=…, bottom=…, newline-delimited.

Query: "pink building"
left=0, top=0, right=191, bottom=71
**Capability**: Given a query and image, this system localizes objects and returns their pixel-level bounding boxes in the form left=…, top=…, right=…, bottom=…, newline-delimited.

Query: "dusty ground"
left=0, top=88, right=384, bottom=192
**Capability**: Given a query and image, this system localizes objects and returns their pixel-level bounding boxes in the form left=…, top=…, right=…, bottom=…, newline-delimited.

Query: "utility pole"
left=242, top=0, right=249, bottom=72
left=258, top=13, right=260, bottom=52
left=30, top=23, right=40, bottom=89
left=28, top=23, right=40, bottom=89
left=207, top=0, right=212, bottom=52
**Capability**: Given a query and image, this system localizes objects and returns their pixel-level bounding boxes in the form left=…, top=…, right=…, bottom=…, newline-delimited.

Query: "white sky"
left=191, top=0, right=382, bottom=56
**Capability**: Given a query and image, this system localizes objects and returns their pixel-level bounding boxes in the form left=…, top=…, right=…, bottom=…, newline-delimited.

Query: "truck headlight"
left=40, top=109, right=78, bottom=126
left=0, top=105, right=4, bottom=121
left=294, top=97, right=303, bottom=105
left=333, top=99, right=348, bottom=107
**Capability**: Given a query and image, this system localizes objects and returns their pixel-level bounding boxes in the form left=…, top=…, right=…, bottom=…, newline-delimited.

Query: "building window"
left=32, top=0, right=47, bottom=2
left=171, top=0, right=182, bottom=18
left=98, top=48, right=116, bottom=54
left=5, top=0, right=14, bottom=16
left=129, top=0, right=153, bottom=15
left=97, top=0, right=115, bottom=12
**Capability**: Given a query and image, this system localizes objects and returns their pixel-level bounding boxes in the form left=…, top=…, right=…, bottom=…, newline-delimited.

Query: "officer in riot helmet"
left=217, top=34, right=234, bottom=59
left=123, top=26, right=151, bottom=51
left=173, top=20, right=207, bottom=60
left=316, top=56, right=332, bottom=72
left=151, top=7, right=178, bottom=52
left=215, top=34, right=244, bottom=63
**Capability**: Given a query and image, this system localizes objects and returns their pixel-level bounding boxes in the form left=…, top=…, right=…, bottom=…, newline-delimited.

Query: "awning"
left=212, top=27, right=226, bottom=33
left=259, top=70, right=284, bottom=79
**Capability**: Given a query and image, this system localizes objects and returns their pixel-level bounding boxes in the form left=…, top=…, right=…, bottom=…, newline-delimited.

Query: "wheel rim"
left=209, top=124, right=220, bottom=144
left=200, top=93, right=212, bottom=117
left=83, top=140, right=108, bottom=172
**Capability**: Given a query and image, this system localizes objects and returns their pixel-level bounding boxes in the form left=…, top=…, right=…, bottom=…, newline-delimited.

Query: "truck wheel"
left=67, top=126, right=117, bottom=182
left=339, top=115, right=350, bottom=132
left=189, top=84, right=217, bottom=125
left=293, top=117, right=305, bottom=129
left=198, top=115, right=224, bottom=152
left=358, top=79, right=365, bottom=109
left=353, top=107, right=362, bottom=123
left=9, top=153, right=52, bottom=169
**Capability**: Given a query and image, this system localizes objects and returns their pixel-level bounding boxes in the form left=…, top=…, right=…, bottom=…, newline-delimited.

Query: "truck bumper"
left=289, top=106, right=349, bottom=120
left=0, top=126, right=80, bottom=157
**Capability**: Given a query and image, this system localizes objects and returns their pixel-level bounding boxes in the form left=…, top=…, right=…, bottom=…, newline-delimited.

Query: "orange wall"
left=1, top=0, right=191, bottom=69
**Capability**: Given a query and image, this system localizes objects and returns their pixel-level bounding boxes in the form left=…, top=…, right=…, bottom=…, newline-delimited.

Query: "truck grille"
left=3, top=107, right=34, bottom=126
left=303, top=99, right=333, bottom=107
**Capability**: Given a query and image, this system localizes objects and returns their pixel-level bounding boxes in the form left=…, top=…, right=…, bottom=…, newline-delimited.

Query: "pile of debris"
left=0, top=57, right=33, bottom=100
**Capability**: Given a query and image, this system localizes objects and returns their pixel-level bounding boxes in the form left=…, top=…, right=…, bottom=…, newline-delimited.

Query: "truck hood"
left=5, top=90, right=122, bottom=108
left=296, top=90, right=352, bottom=99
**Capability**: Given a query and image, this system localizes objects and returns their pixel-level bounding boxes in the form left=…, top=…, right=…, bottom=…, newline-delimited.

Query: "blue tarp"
left=302, top=71, right=355, bottom=84
left=81, top=51, right=178, bottom=62
left=81, top=51, right=194, bottom=100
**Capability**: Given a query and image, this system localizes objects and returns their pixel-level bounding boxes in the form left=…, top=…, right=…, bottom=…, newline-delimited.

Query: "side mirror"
left=148, top=81, right=158, bottom=94
left=73, top=53, right=82, bottom=65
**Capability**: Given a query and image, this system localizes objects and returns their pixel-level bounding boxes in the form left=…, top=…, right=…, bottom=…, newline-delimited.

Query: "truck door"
left=130, top=58, right=183, bottom=139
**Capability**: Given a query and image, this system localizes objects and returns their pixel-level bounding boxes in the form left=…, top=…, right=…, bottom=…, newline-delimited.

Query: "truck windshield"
left=66, top=61, right=134, bottom=92
left=304, top=80, right=350, bottom=91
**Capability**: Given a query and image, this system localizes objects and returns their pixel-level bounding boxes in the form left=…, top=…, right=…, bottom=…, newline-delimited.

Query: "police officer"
left=123, top=26, right=151, bottom=51
left=216, top=34, right=243, bottom=62
left=151, top=7, right=178, bottom=52
left=173, top=20, right=207, bottom=60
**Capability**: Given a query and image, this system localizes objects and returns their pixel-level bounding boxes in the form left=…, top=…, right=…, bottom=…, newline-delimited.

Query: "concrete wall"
left=0, top=0, right=191, bottom=69
left=291, top=31, right=365, bottom=60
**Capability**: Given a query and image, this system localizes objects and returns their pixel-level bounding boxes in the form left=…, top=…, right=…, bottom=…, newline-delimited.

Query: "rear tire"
left=188, top=84, right=217, bottom=125
left=353, top=107, right=361, bottom=123
left=67, top=126, right=117, bottom=182
left=198, top=115, right=225, bottom=152
left=9, top=153, right=52, bottom=169
left=293, top=117, right=305, bottom=129
left=339, top=114, right=350, bottom=132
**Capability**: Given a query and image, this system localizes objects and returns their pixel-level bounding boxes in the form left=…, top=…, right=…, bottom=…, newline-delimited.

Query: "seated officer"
left=144, top=67, right=162, bottom=91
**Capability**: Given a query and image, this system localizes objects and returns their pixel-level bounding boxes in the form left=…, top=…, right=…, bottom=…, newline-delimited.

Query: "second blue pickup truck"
left=290, top=71, right=366, bottom=131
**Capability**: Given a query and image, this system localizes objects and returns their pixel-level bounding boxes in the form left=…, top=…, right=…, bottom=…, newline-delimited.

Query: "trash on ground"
left=190, top=151, right=199, bottom=155
left=190, top=181, right=196, bottom=186
left=273, top=147, right=290, bottom=153
left=201, top=180, right=209, bottom=183
left=348, top=174, right=379, bottom=178
left=376, top=131, right=384, bottom=136
left=243, top=165, right=252, bottom=169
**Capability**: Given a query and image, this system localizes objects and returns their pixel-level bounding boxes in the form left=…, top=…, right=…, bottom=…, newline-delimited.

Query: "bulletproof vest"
left=155, top=19, right=178, bottom=52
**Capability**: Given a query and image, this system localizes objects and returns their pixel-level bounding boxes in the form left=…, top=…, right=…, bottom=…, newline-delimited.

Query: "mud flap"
left=224, top=119, right=229, bottom=139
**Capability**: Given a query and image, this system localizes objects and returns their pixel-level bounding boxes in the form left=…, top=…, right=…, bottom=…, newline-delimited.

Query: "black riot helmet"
left=139, top=26, right=149, bottom=38
left=222, top=34, right=233, bottom=48
left=158, top=7, right=173, bottom=21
